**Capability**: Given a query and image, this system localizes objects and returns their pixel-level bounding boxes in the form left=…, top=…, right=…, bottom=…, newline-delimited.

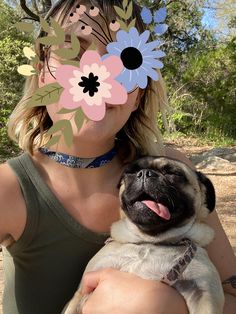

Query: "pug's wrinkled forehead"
left=121, top=156, right=202, bottom=193
left=150, top=157, right=192, bottom=175
left=123, top=156, right=193, bottom=177
left=15, top=0, right=168, bottom=148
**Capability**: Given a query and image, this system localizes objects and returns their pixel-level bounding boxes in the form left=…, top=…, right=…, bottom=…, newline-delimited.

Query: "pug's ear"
left=196, top=171, right=216, bottom=212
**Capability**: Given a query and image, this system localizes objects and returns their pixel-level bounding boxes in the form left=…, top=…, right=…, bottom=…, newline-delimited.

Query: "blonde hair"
left=8, top=0, right=168, bottom=162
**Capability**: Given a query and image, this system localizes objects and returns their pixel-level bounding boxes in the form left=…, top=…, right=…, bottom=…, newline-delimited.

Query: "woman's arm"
left=207, top=211, right=236, bottom=296
left=207, top=211, right=236, bottom=313
left=0, top=163, right=27, bottom=246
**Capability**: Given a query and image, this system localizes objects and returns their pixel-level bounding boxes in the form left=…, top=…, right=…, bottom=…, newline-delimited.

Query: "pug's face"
left=119, top=156, right=215, bottom=236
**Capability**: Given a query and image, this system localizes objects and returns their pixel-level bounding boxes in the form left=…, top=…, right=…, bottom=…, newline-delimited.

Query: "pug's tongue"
left=141, top=200, right=171, bottom=220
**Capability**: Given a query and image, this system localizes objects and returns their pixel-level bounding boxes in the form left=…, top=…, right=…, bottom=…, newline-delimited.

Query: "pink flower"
left=55, top=51, right=128, bottom=121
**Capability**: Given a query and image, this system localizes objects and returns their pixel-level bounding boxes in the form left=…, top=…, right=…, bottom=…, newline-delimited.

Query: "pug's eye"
left=172, top=170, right=184, bottom=176
left=167, top=171, right=184, bottom=177
left=123, top=168, right=142, bottom=176
left=124, top=172, right=136, bottom=177
left=165, top=171, right=187, bottom=183
left=161, top=166, right=185, bottom=178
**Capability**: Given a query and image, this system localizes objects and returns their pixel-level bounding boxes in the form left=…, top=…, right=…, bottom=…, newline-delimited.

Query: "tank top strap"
left=7, top=153, right=41, bottom=253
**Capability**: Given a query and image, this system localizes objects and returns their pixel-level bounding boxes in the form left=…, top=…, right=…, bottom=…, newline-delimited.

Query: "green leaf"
left=54, top=33, right=80, bottom=60
left=37, top=18, right=65, bottom=46
left=117, top=19, right=128, bottom=32
left=47, top=119, right=70, bottom=136
left=47, top=119, right=73, bottom=147
left=15, top=22, right=34, bottom=33
left=125, top=1, right=133, bottom=20
left=74, top=108, right=84, bottom=130
left=128, top=18, right=136, bottom=30
left=60, top=60, right=80, bottom=67
left=63, top=122, right=73, bottom=147
left=53, top=49, right=73, bottom=60
left=123, top=0, right=128, bottom=9
left=45, top=135, right=61, bottom=147
left=26, top=83, right=63, bottom=107
left=37, top=36, right=55, bottom=46
left=57, top=108, right=77, bottom=114
left=50, top=18, right=65, bottom=44
left=31, top=55, right=39, bottom=63
left=114, top=6, right=127, bottom=20
left=39, top=17, right=50, bottom=33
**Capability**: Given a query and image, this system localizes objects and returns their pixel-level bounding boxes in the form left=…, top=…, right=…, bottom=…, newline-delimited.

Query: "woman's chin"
left=72, top=122, right=112, bottom=144
left=59, top=106, right=120, bottom=145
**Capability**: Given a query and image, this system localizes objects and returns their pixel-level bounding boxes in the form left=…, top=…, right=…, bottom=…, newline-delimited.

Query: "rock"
left=224, top=153, right=236, bottom=162
left=196, top=156, right=231, bottom=170
left=190, top=147, right=236, bottom=165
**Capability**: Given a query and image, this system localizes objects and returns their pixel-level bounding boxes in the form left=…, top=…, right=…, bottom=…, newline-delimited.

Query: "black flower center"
left=78, top=72, right=100, bottom=97
left=120, top=47, right=143, bottom=70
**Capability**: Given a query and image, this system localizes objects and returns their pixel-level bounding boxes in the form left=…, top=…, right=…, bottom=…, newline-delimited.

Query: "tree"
left=4, top=0, right=53, bottom=18
left=0, top=0, right=31, bottom=157
left=147, top=0, right=236, bottom=140
left=165, top=36, right=236, bottom=139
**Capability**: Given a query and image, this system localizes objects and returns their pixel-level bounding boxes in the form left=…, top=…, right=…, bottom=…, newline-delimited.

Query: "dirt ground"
left=0, top=138, right=235, bottom=312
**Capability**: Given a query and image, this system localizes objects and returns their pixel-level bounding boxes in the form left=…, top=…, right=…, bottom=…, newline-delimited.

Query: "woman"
left=1, top=0, right=235, bottom=313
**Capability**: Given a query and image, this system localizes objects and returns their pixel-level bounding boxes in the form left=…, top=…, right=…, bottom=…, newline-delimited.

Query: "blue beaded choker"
left=38, top=147, right=117, bottom=168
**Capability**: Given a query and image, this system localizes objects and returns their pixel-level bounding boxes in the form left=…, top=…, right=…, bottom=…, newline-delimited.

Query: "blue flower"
left=141, top=7, right=153, bottom=24
left=141, top=6, right=168, bottom=37
left=154, top=24, right=168, bottom=36
left=104, top=27, right=165, bottom=92
left=154, top=7, right=168, bottom=35
left=154, top=7, right=167, bottom=24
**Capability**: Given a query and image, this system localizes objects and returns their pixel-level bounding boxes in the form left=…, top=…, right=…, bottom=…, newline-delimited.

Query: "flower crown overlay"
left=15, top=0, right=168, bottom=147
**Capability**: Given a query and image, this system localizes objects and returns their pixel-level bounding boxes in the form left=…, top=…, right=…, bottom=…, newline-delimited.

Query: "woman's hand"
left=81, top=268, right=188, bottom=314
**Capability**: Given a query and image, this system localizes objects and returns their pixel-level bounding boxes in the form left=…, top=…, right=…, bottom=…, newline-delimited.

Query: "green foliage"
left=0, top=0, right=32, bottom=158
left=165, top=37, right=236, bottom=140
left=138, top=0, right=232, bottom=143
left=0, top=0, right=34, bottom=41
left=0, top=36, right=29, bottom=157
left=144, top=1, right=236, bottom=142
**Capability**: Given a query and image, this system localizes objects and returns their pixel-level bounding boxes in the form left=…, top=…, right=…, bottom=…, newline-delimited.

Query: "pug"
left=63, top=156, right=225, bottom=314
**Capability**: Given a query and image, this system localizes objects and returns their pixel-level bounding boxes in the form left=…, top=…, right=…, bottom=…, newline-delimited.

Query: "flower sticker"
left=154, top=7, right=168, bottom=36
left=104, top=27, right=165, bottom=92
left=141, top=6, right=168, bottom=36
left=15, top=0, right=168, bottom=147
left=55, top=50, right=128, bottom=121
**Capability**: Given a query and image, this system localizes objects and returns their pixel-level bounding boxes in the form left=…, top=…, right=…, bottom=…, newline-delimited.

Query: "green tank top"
left=2, top=153, right=109, bottom=314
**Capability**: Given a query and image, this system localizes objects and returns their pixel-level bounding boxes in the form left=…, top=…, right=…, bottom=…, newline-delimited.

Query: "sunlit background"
left=0, top=0, right=235, bottom=161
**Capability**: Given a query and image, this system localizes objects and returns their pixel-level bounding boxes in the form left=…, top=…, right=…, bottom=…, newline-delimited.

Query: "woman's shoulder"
left=0, top=162, right=20, bottom=196
left=164, top=146, right=195, bottom=169
left=0, top=162, right=27, bottom=244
